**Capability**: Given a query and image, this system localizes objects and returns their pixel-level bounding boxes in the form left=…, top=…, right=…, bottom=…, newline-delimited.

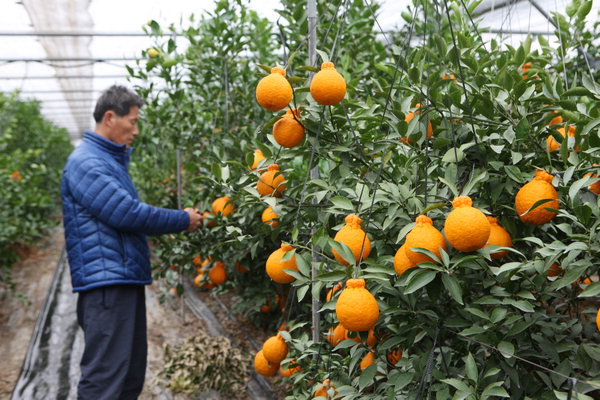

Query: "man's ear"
left=102, top=110, right=116, bottom=127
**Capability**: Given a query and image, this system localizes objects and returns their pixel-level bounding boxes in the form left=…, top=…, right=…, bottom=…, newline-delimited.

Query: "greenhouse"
left=1, top=0, right=599, bottom=399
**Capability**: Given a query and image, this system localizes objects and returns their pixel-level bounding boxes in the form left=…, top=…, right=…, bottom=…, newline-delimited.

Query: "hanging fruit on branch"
left=257, top=164, right=286, bottom=197
left=332, top=214, right=371, bottom=265
left=273, top=108, right=305, bottom=148
left=335, top=278, right=379, bottom=332
left=310, top=61, right=346, bottom=106
left=444, top=196, right=490, bottom=252
left=255, top=67, right=293, bottom=111
left=515, top=170, right=559, bottom=225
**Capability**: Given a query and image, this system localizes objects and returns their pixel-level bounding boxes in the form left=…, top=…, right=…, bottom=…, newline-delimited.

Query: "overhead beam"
left=0, top=31, right=160, bottom=37
left=0, top=57, right=138, bottom=62
left=0, top=74, right=128, bottom=80
left=473, top=0, right=526, bottom=16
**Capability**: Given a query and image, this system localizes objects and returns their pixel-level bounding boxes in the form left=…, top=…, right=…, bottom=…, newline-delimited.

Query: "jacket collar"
left=83, top=130, right=133, bottom=166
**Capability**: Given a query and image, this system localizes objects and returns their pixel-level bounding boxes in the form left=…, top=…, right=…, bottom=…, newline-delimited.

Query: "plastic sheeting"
left=21, top=0, right=94, bottom=141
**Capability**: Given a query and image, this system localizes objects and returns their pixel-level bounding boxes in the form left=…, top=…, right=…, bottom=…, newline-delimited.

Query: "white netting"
left=22, top=0, right=94, bottom=141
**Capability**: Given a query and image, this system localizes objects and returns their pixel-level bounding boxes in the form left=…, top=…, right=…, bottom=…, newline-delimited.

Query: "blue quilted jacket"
left=61, top=130, right=189, bottom=292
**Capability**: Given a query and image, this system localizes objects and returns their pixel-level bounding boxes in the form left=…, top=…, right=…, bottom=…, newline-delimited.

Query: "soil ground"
left=0, top=226, right=281, bottom=399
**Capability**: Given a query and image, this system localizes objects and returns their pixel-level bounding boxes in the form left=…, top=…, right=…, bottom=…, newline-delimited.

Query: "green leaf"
left=441, top=378, right=472, bottom=393
left=330, top=196, right=354, bottom=210
left=579, top=281, right=600, bottom=297
left=316, top=270, right=348, bottom=282
left=442, top=147, right=465, bottom=163
left=461, top=170, right=488, bottom=196
left=465, top=353, right=478, bottom=384
left=481, top=382, right=510, bottom=398
left=257, top=64, right=272, bottom=73
left=441, top=273, right=463, bottom=304
left=577, top=0, right=593, bottom=19
left=497, top=341, right=515, bottom=358
left=316, top=49, right=330, bottom=64
left=404, top=269, right=437, bottom=294
left=569, top=176, right=592, bottom=202
left=580, top=118, right=600, bottom=137
left=562, top=86, right=592, bottom=96
left=358, top=364, right=377, bottom=391
left=295, top=253, right=311, bottom=277
left=330, top=239, right=357, bottom=266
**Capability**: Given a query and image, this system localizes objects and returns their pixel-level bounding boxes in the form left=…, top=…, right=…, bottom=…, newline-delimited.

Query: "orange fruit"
left=360, top=350, right=375, bottom=371
left=310, top=62, right=346, bottom=105
left=332, top=214, right=371, bottom=265
left=547, top=125, right=576, bottom=152
left=547, top=263, right=562, bottom=277
left=515, top=170, right=559, bottom=225
left=549, top=113, right=563, bottom=125
left=168, top=287, right=179, bottom=296
left=387, top=348, right=403, bottom=365
left=260, top=303, right=272, bottom=313
left=326, top=282, right=343, bottom=302
left=393, top=244, right=416, bottom=275
left=235, top=261, right=249, bottom=273
left=262, top=205, right=279, bottom=228
left=250, top=149, right=266, bottom=170
left=168, top=265, right=177, bottom=270
left=444, top=196, right=491, bottom=252
left=273, top=108, right=304, bottom=148
left=442, top=73, right=457, bottom=84
left=255, top=67, right=292, bottom=111
left=366, top=328, right=377, bottom=347
left=208, top=261, right=227, bottom=285
left=254, top=350, right=279, bottom=377
left=327, top=323, right=349, bottom=346
left=404, top=215, right=447, bottom=264
left=262, top=333, right=288, bottom=364
left=266, top=243, right=298, bottom=284
left=202, top=211, right=216, bottom=227
left=596, top=309, right=600, bottom=332
left=280, top=362, right=301, bottom=378
left=335, top=278, right=379, bottom=332
left=521, top=62, right=531, bottom=73
left=404, top=104, right=432, bottom=139
left=194, top=271, right=215, bottom=289
left=484, top=216, right=512, bottom=259
left=584, top=166, right=600, bottom=194
left=314, top=379, right=338, bottom=399
left=257, top=164, right=286, bottom=197
left=192, top=255, right=202, bottom=267
left=212, top=196, right=234, bottom=217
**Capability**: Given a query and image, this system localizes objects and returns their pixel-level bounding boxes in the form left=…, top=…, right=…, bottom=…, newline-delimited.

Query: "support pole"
left=176, top=148, right=185, bottom=322
left=307, top=0, right=320, bottom=345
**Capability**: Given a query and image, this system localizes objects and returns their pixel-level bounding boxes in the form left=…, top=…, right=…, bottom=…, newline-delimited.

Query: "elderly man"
left=61, top=85, right=201, bottom=399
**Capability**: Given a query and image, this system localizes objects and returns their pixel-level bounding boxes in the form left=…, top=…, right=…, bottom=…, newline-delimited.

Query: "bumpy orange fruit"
left=235, top=261, right=249, bottom=273
left=266, top=243, right=298, bottom=284
left=484, top=216, right=512, bottom=259
left=250, top=149, right=266, bottom=170
left=360, top=350, right=375, bottom=371
left=262, top=205, right=279, bottom=228
left=256, top=67, right=292, bottom=111
left=547, top=263, right=562, bottom=277
left=280, top=362, right=301, bottom=378
left=314, top=379, right=338, bottom=399
left=212, top=196, right=234, bottom=217
left=310, top=62, right=346, bottom=105
left=262, top=333, right=288, bottom=364
left=547, top=125, right=576, bottom=152
left=444, top=196, right=490, bottom=252
left=254, top=350, right=279, bottom=377
left=332, top=214, right=371, bottom=265
left=393, top=244, right=416, bottom=275
left=208, top=261, right=227, bottom=285
left=335, top=278, right=379, bottom=332
left=596, top=309, right=600, bottom=332
left=404, top=215, right=447, bottom=264
left=387, top=348, right=403, bottom=365
left=515, top=170, right=559, bottom=225
left=273, top=108, right=304, bottom=148
left=257, top=164, right=285, bottom=197
left=327, top=323, right=348, bottom=346
left=584, top=165, right=600, bottom=194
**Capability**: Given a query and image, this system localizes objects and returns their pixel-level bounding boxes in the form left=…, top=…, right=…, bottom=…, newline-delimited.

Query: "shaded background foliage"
left=128, top=0, right=600, bottom=398
left=0, top=92, right=72, bottom=285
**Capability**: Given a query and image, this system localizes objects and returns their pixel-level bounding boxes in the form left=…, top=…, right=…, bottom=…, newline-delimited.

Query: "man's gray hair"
left=93, top=85, right=143, bottom=123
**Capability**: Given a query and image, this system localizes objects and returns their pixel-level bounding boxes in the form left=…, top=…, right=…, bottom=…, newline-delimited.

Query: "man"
left=61, top=85, right=202, bottom=399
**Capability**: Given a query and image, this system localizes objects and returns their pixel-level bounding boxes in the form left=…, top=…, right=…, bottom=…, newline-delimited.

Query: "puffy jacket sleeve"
left=65, top=156, right=189, bottom=235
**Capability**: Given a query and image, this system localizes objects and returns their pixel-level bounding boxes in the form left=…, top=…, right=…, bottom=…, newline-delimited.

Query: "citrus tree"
left=0, top=92, right=72, bottom=286
left=128, top=0, right=600, bottom=398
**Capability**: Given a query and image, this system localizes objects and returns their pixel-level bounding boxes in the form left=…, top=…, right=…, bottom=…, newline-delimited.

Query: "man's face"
left=107, top=106, right=140, bottom=148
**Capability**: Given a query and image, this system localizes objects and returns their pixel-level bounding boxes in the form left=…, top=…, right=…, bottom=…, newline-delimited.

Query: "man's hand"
left=184, top=208, right=202, bottom=232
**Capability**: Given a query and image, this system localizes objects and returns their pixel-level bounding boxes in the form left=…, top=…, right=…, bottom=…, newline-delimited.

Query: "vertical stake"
left=176, top=148, right=185, bottom=323
left=307, top=0, right=320, bottom=345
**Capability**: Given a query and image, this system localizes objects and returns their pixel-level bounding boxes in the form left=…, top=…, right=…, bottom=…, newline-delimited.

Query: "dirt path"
left=0, top=227, right=63, bottom=399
